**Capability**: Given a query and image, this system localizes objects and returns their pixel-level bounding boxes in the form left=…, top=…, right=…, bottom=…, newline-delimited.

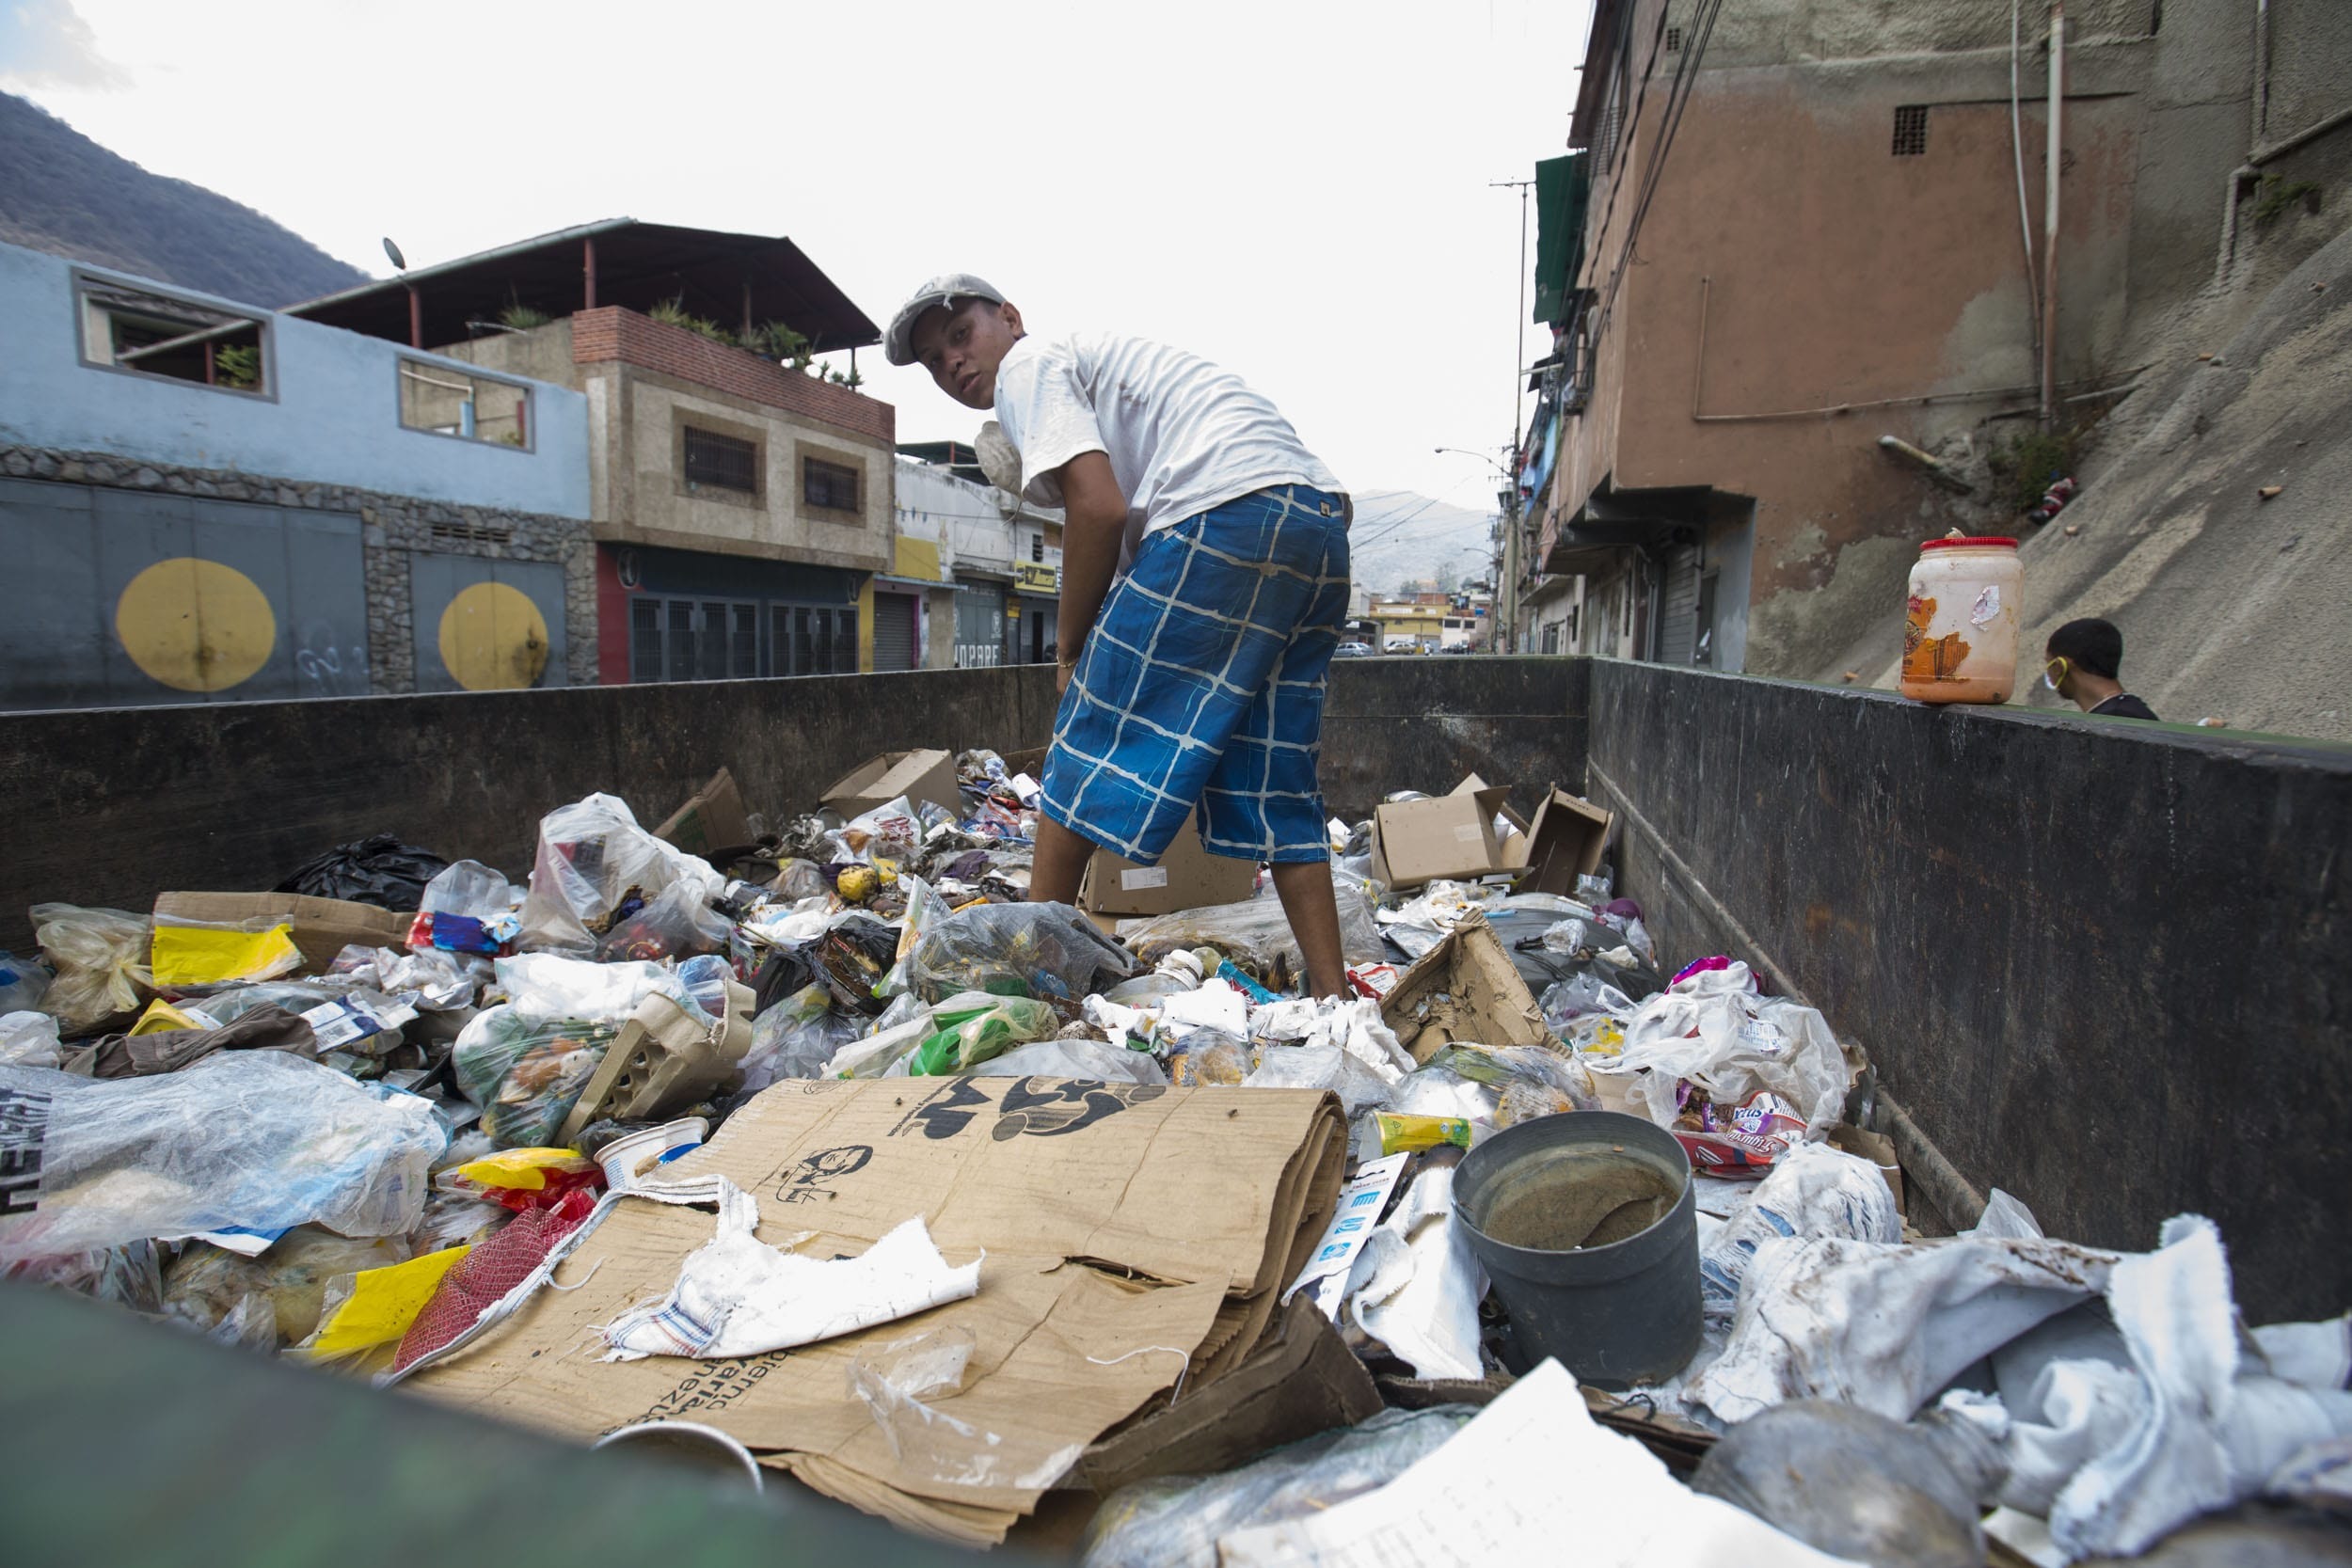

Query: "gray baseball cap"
left=883, top=273, right=1007, bottom=366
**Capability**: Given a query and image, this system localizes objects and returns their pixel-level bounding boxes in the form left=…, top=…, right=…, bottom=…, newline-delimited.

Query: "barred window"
left=683, top=426, right=758, bottom=492
left=1892, top=104, right=1930, bottom=156
left=803, top=456, right=862, bottom=513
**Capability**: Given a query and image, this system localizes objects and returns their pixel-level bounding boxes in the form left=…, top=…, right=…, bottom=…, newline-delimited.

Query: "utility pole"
left=1492, top=178, right=1534, bottom=652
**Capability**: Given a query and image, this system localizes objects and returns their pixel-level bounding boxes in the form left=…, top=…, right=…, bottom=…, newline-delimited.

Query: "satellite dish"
left=383, top=237, right=407, bottom=272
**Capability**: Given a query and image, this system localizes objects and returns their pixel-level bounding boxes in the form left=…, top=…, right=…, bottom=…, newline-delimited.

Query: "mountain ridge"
left=0, top=91, right=367, bottom=307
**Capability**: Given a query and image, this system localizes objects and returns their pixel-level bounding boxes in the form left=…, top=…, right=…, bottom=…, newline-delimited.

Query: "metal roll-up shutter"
left=872, top=592, right=917, bottom=672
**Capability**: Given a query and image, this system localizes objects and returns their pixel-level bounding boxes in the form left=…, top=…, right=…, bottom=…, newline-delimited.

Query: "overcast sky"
left=3, top=0, right=1590, bottom=507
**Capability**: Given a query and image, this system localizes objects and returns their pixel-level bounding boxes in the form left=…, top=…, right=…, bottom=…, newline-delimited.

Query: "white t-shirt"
left=992, top=332, right=1343, bottom=564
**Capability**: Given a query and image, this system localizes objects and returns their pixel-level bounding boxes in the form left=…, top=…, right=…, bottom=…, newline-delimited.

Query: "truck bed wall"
left=1589, top=660, right=2352, bottom=1323
left=0, top=657, right=1583, bottom=952
left=5, top=656, right=2343, bottom=1319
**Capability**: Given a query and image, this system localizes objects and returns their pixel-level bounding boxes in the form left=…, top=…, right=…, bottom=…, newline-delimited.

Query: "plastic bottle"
left=1900, top=536, right=2023, bottom=705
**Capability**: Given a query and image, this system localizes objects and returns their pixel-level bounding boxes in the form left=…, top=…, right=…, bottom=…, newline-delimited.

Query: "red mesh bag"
left=395, top=1188, right=598, bottom=1372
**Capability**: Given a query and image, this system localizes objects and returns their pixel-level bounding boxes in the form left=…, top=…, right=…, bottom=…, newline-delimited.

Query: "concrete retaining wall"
left=1587, top=659, right=2352, bottom=1322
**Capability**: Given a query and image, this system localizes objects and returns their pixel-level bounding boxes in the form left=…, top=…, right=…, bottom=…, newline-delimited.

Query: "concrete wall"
left=0, top=243, right=591, bottom=520
left=1587, top=658, right=2352, bottom=1322
left=1553, top=0, right=2352, bottom=683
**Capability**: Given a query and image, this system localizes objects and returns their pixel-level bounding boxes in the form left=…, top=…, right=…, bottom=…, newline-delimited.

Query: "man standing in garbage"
left=887, top=276, right=1351, bottom=998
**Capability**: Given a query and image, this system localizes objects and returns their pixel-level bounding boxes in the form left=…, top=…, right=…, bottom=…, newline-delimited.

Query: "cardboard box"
left=819, top=749, right=961, bottom=820
left=1513, top=787, right=1614, bottom=895
left=152, top=891, right=412, bottom=974
left=1079, top=812, right=1260, bottom=917
left=405, top=1075, right=1347, bottom=1546
left=652, top=766, right=752, bottom=857
left=1370, top=784, right=1516, bottom=889
left=1379, top=912, right=1552, bottom=1063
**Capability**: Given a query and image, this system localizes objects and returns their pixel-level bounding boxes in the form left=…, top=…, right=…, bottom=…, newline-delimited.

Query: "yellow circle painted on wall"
left=114, top=558, right=277, bottom=692
left=438, top=581, right=549, bottom=690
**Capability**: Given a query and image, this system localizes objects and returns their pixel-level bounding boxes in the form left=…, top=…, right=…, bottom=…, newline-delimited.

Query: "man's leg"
left=1270, top=860, right=1347, bottom=999
left=1029, top=815, right=1094, bottom=906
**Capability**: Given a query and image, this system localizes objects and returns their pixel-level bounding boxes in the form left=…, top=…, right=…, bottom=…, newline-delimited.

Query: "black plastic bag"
left=276, top=834, right=451, bottom=911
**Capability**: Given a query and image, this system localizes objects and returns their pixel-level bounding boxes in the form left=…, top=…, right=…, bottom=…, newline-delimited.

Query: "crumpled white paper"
left=599, top=1178, right=979, bottom=1361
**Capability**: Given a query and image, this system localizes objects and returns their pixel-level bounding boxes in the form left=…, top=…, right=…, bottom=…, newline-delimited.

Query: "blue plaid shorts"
left=1043, top=484, right=1351, bottom=865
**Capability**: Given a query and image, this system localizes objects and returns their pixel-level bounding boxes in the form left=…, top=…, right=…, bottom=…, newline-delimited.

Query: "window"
left=1694, top=571, right=1719, bottom=667
left=1892, top=104, right=1930, bottom=156
left=400, top=360, right=530, bottom=447
left=1664, top=25, right=1682, bottom=51
left=803, top=456, right=862, bottom=513
left=1030, top=533, right=1044, bottom=562
left=76, top=275, right=270, bottom=396
left=684, top=426, right=758, bottom=493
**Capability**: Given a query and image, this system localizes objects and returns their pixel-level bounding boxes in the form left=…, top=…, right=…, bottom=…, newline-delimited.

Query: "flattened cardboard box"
left=152, top=891, right=411, bottom=974
left=653, top=767, right=753, bottom=857
left=821, top=749, right=962, bottom=820
left=1080, top=811, right=1258, bottom=917
left=1370, top=785, right=1514, bottom=888
left=1380, top=912, right=1551, bottom=1063
left=405, top=1075, right=1345, bottom=1546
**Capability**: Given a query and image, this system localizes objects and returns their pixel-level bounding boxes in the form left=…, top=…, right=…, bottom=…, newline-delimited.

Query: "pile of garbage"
left=2, top=753, right=2345, bottom=1565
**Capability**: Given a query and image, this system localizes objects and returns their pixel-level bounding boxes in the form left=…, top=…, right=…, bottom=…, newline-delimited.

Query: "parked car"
left=1334, top=641, right=1375, bottom=658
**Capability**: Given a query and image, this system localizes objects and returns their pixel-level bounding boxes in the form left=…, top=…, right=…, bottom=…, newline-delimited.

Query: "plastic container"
left=596, top=1117, right=708, bottom=1192
left=1900, top=536, right=2023, bottom=705
left=1452, top=1109, right=1700, bottom=1389
left=591, top=1418, right=764, bottom=1492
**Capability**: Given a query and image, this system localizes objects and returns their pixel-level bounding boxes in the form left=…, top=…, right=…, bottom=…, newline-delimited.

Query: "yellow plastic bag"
left=439, top=1147, right=593, bottom=1194
left=303, top=1245, right=471, bottom=1361
left=129, top=998, right=216, bottom=1037
left=151, top=922, right=303, bottom=988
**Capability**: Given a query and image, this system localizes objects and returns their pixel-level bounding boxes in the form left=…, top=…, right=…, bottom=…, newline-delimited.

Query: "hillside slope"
left=1348, top=489, right=1501, bottom=595
left=1829, top=227, right=2352, bottom=745
left=0, top=92, right=365, bottom=306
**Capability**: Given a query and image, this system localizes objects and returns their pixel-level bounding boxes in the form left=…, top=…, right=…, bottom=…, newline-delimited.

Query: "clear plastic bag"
left=1241, top=1043, right=1395, bottom=1117
left=450, top=1006, right=620, bottom=1148
left=848, top=1325, right=1082, bottom=1490
left=1539, top=972, right=1639, bottom=1036
left=1592, top=962, right=1851, bottom=1143
left=594, top=879, right=730, bottom=963
left=492, top=952, right=682, bottom=1023
left=1125, top=872, right=1385, bottom=991
left=1080, top=1406, right=1476, bottom=1568
left=162, top=1225, right=413, bottom=1348
left=901, top=901, right=1139, bottom=1006
left=1697, top=1140, right=1902, bottom=1323
left=1167, top=1029, right=1260, bottom=1086
left=1390, top=1043, right=1598, bottom=1131
left=824, top=1003, right=935, bottom=1080
left=0, top=1053, right=446, bottom=1261
left=31, top=903, right=152, bottom=1034
left=739, top=983, right=863, bottom=1091
left=419, top=860, right=516, bottom=919
left=908, top=993, right=1060, bottom=1075
left=875, top=874, right=949, bottom=999
left=0, top=1010, right=62, bottom=1068
left=970, top=1037, right=1169, bottom=1085
left=0, top=951, right=54, bottom=1014
left=517, top=793, right=723, bottom=957
left=3, top=1237, right=163, bottom=1312
left=326, top=944, right=484, bottom=1011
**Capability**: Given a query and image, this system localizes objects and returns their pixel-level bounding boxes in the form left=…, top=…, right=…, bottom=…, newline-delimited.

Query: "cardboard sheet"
left=405, top=1075, right=1344, bottom=1544
left=821, top=750, right=962, bottom=820
left=652, top=767, right=753, bottom=857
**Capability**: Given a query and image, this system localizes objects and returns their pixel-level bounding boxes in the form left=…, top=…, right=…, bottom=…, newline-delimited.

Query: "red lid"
left=1920, top=535, right=2018, bottom=551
